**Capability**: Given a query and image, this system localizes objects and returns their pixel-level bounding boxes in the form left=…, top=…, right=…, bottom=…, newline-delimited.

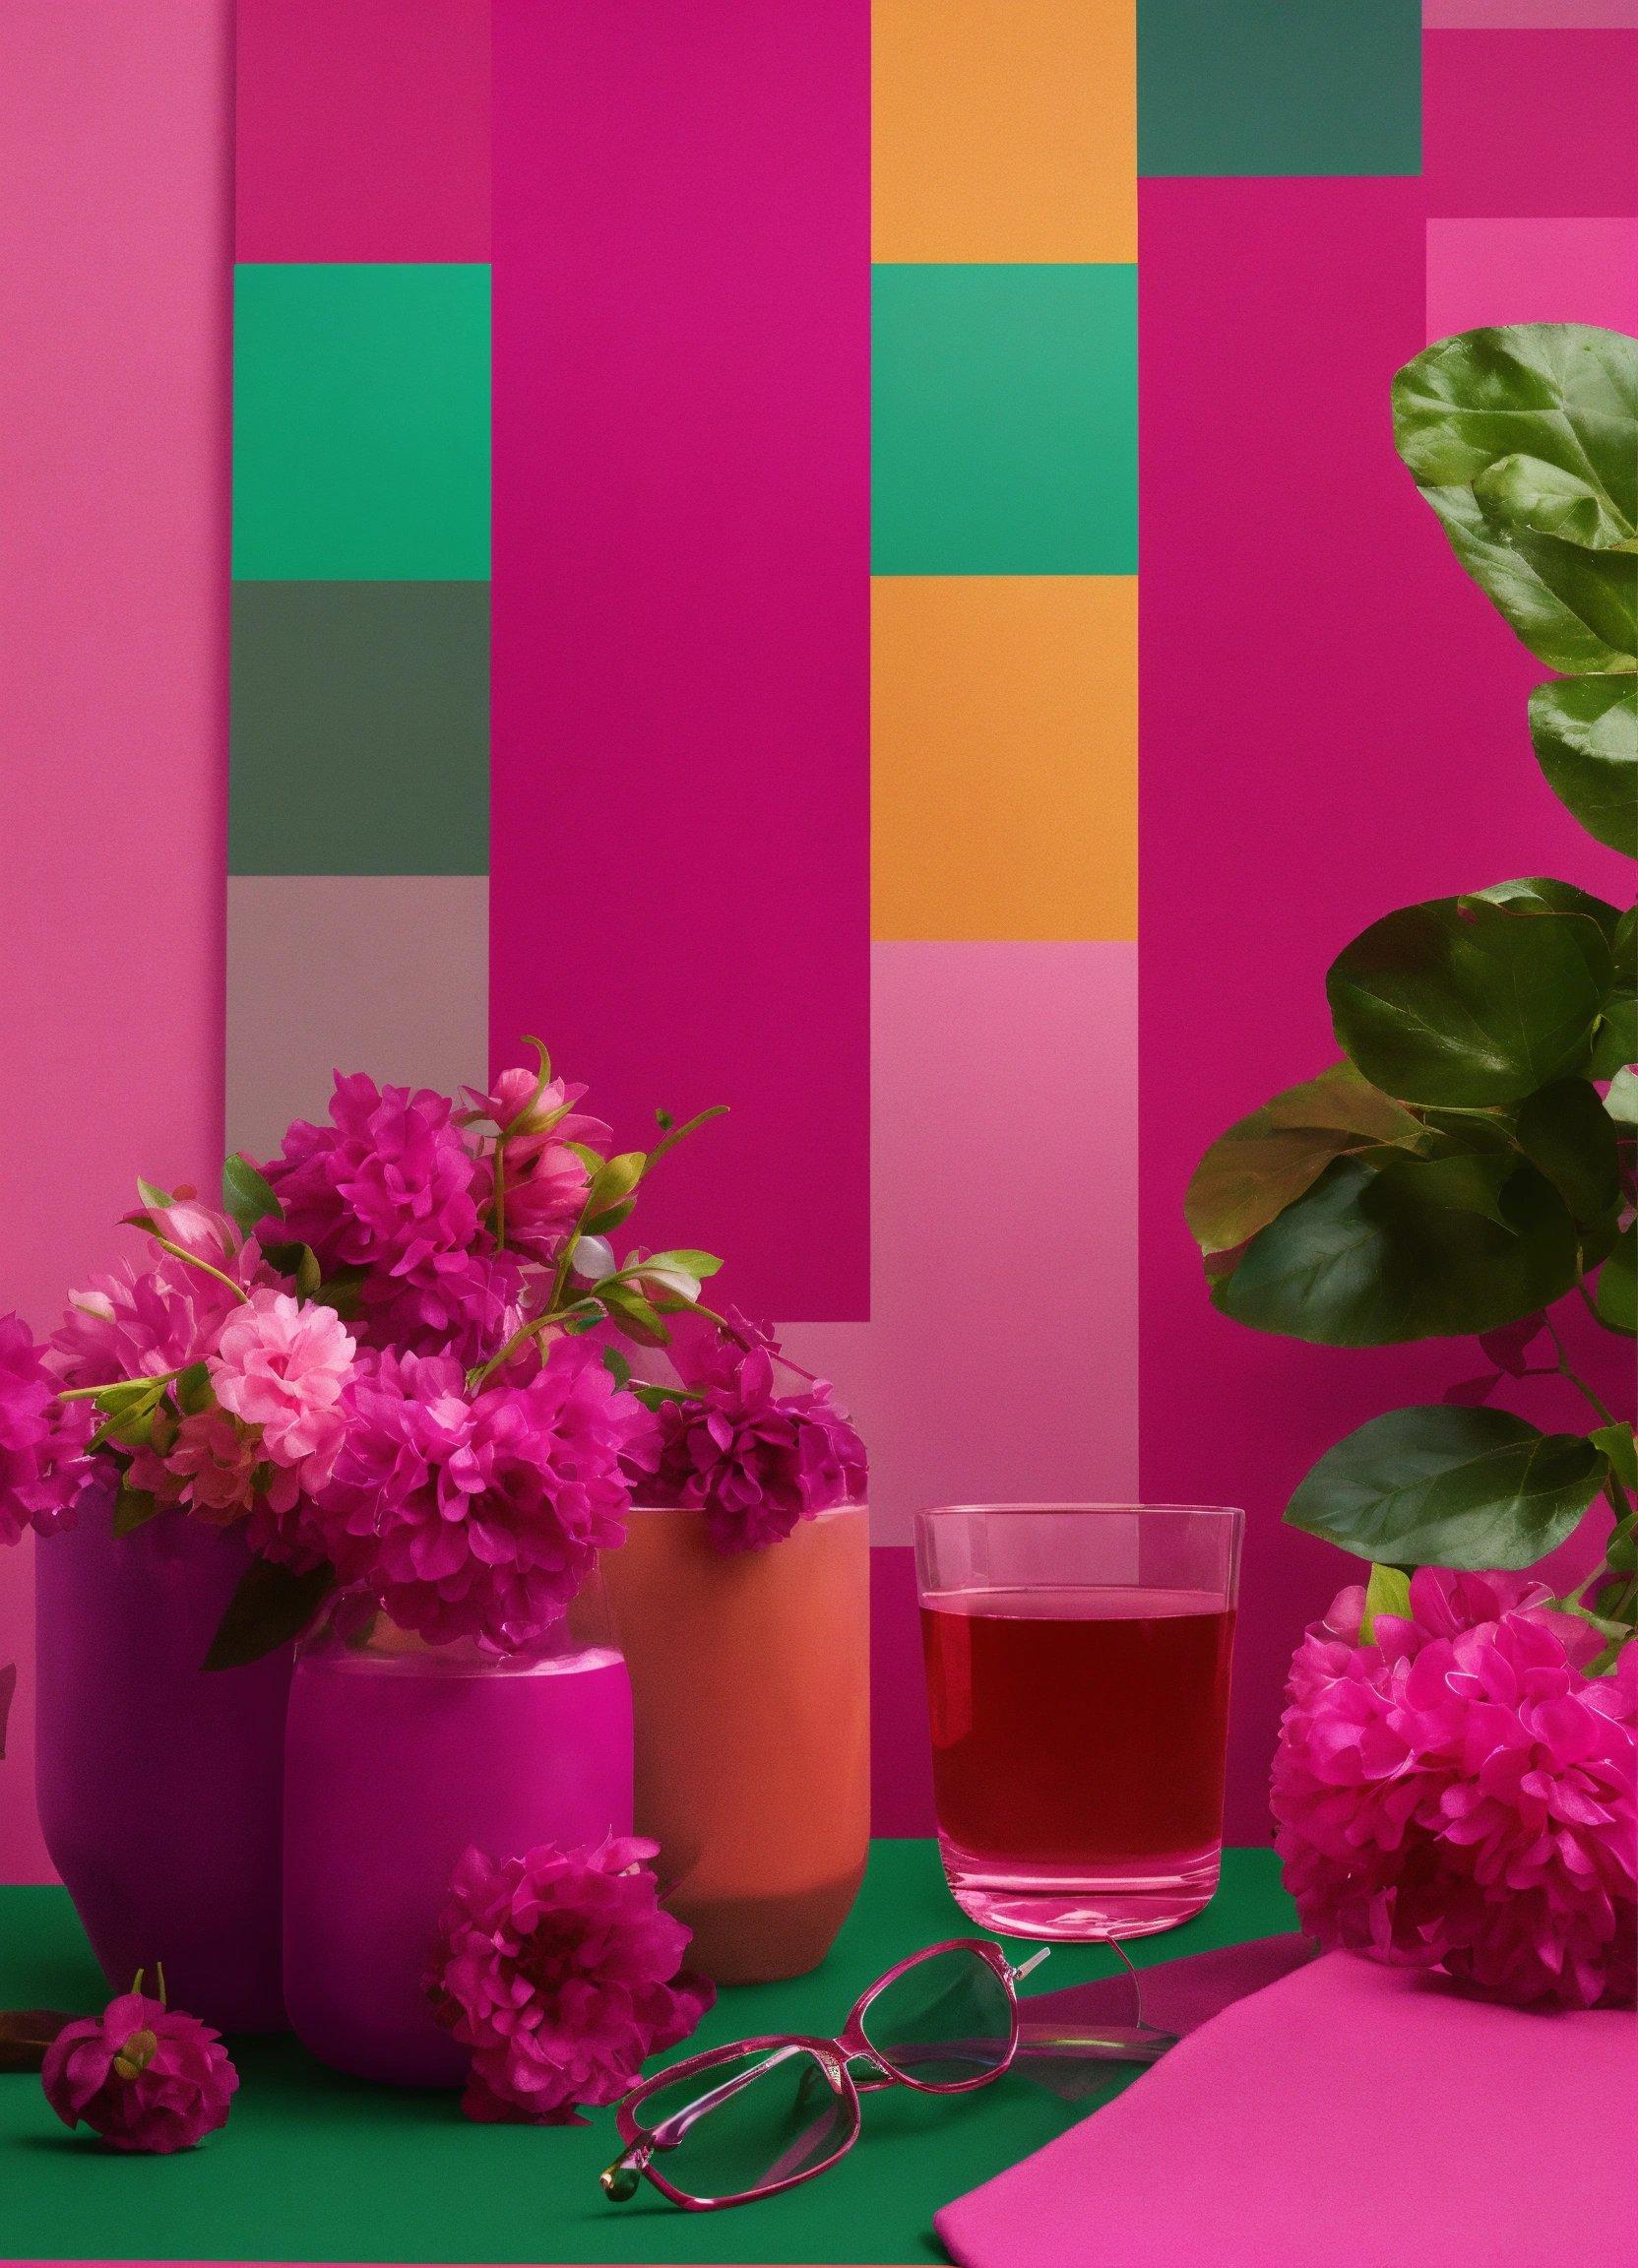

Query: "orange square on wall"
left=871, top=576, right=1137, bottom=943
left=872, top=0, right=1137, bottom=265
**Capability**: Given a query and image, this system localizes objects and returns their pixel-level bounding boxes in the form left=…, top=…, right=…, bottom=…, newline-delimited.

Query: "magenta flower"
left=53, top=1220, right=267, bottom=1390
left=426, top=1836, right=713, bottom=2124
left=308, top=1341, right=640, bottom=1650
left=0, top=1313, right=102, bottom=1545
left=354, top=1246, right=529, bottom=1370
left=41, top=1988, right=238, bottom=2152
left=127, top=1408, right=292, bottom=1529
left=264, top=1073, right=480, bottom=1278
left=491, top=1140, right=595, bottom=1264
left=462, top=1067, right=609, bottom=1147
left=210, top=1289, right=355, bottom=1470
left=1272, top=1569, right=1637, bottom=2009
left=633, top=1321, right=867, bottom=1551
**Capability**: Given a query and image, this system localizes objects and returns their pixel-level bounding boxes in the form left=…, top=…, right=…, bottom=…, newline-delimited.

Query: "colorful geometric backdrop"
left=2, top=0, right=1634, bottom=1880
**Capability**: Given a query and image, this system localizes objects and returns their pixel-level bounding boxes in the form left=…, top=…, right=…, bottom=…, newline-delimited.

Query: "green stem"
left=58, top=1365, right=187, bottom=1402
left=1543, top=1311, right=1615, bottom=1428
left=143, top=1234, right=249, bottom=1305
left=469, top=1298, right=602, bottom=1392
left=492, top=1135, right=509, bottom=1252
left=645, top=1104, right=727, bottom=1172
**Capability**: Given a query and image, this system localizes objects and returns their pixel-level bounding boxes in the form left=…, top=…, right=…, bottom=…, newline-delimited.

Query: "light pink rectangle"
left=1427, top=218, right=1638, bottom=341
left=0, top=0, right=232, bottom=1882
left=786, top=943, right=1139, bottom=1557
left=1425, top=0, right=1638, bottom=24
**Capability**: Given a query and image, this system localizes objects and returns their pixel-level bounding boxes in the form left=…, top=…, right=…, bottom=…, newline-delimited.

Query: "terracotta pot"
left=602, top=1503, right=869, bottom=1984
left=34, top=1502, right=290, bottom=2032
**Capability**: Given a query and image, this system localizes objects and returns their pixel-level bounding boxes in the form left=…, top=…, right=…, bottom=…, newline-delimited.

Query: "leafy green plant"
left=1188, top=324, right=1637, bottom=1658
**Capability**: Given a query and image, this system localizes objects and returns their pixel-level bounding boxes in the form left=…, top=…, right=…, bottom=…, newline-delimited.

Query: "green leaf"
left=600, top=1347, right=632, bottom=1390
left=1393, top=324, right=1638, bottom=671
left=202, top=1556, right=335, bottom=1671
left=1288, top=1404, right=1608, bottom=1568
left=643, top=1248, right=725, bottom=1280
left=588, top=1153, right=646, bottom=1213
left=174, top=1361, right=214, bottom=1416
left=1528, top=679, right=1637, bottom=857
left=583, top=1196, right=637, bottom=1237
left=1596, top=1222, right=1636, bottom=1334
left=1326, top=886, right=1612, bottom=1105
left=90, top=1379, right=167, bottom=1450
left=1473, top=451, right=1637, bottom=553
left=1514, top=1078, right=1622, bottom=1225
left=630, top=1382, right=698, bottom=1412
left=110, top=1484, right=162, bottom=1538
left=1360, top=1562, right=1414, bottom=1641
left=598, top=1282, right=670, bottom=1349
left=1590, top=907, right=1635, bottom=1082
left=1606, top=1066, right=1638, bottom=1126
left=1186, top=1066, right=1426, bottom=1257
left=1590, top=1421, right=1638, bottom=1495
left=135, top=1177, right=178, bottom=1211
left=221, top=1154, right=283, bottom=1234
left=1213, top=1153, right=1580, bottom=1345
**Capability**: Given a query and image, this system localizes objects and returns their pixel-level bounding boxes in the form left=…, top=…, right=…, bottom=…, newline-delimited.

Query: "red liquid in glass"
left=920, top=1588, right=1235, bottom=1872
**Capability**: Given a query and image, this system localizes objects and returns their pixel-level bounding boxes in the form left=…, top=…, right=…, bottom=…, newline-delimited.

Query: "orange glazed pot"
left=601, top=1503, right=870, bottom=1984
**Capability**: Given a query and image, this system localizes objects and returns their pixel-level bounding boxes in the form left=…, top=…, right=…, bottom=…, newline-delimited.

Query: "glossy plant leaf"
left=1213, top=1153, right=1580, bottom=1345
left=1528, top=678, right=1638, bottom=856
left=1393, top=325, right=1638, bottom=670
left=1596, top=1222, right=1636, bottom=1335
left=1515, top=1078, right=1622, bottom=1225
left=1288, top=1404, right=1608, bottom=1568
left=221, top=1153, right=283, bottom=1234
left=1186, top=1065, right=1424, bottom=1256
left=203, top=1556, right=335, bottom=1671
left=1591, top=907, right=1636, bottom=1082
left=1326, top=887, right=1611, bottom=1105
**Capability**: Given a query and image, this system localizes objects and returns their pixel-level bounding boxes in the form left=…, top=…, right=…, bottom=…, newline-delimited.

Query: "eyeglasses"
left=599, top=1935, right=1171, bottom=2213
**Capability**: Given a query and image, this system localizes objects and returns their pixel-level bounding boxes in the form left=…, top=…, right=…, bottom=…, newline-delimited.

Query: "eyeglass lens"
left=858, top=1945, right=1014, bottom=2087
left=640, top=2044, right=857, bottom=2205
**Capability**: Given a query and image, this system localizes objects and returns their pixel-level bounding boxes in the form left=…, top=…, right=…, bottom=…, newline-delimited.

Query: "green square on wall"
left=233, top=264, right=490, bottom=580
left=872, top=264, right=1137, bottom=576
left=1139, top=0, right=1421, bottom=177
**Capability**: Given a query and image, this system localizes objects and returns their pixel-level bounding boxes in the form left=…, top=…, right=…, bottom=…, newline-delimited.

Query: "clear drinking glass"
left=915, top=1504, right=1242, bottom=1939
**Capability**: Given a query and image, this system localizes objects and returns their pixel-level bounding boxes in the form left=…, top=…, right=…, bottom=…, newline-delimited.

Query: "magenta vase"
left=282, top=1601, right=634, bottom=2087
left=33, top=1501, right=290, bottom=2032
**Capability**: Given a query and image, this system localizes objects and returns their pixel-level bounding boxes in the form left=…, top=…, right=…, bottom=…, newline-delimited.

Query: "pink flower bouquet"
left=1273, top=1568, right=1636, bottom=2009
left=0, top=1040, right=865, bottom=1666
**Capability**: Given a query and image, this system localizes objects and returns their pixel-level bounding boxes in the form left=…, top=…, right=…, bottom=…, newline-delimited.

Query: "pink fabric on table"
left=938, top=1951, right=1638, bottom=2268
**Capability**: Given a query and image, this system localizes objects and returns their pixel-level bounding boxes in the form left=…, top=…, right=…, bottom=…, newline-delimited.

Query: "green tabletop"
left=0, top=1842, right=1294, bottom=2265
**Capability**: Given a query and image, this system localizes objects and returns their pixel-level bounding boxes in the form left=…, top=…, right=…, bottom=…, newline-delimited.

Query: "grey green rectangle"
left=871, top=264, right=1138, bottom=576
left=230, top=581, right=489, bottom=875
left=1139, top=0, right=1421, bottom=177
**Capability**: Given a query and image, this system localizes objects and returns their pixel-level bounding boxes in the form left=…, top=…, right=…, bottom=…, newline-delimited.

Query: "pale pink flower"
left=210, top=1289, right=355, bottom=1470
left=126, top=1409, right=284, bottom=1529
left=1272, top=1569, right=1637, bottom=2009
left=42, top=1989, right=238, bottom=2153
left=53, top=1217, right=268, bottom=1390
left=461, top=1069, right=609, bottom=1146
left=426, top=1836, right=713, bottom=2124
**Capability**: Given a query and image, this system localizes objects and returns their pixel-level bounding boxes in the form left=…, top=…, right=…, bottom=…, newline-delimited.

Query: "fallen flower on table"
left=426, top=1834, right=714, bottom=2124
left=41, top=1977, right=238, bottom=2152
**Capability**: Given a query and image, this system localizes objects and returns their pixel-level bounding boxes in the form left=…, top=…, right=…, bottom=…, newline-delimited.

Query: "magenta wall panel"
left=1426, top=218, right=1638, bottom=339
left=489, top=1, right=871, bottom=1323
left=234, top=0, right=489, bottom=262
left=0, top=0, right=233, bottom=1882
left=1421, top=30, right=1638, bottom=214
left=1137, top=172, right=1632, bottom=1843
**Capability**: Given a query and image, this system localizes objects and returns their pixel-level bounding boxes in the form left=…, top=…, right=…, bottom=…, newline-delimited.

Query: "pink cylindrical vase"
left=282, top=1599, right=635, bottom=2087
left=34, top=1501, right=291, bottom=2033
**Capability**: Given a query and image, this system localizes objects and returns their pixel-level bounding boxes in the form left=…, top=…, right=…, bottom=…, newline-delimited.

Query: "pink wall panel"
left=1421, top=30, right=1638, bottom=214
left=489, top=0, right=871, bottom=1324
left=1137, top=173, right=1632, bottom=1845
left=235, top=0, right=489, bottom=262
left=1426, top=218, right=1638, bottom=339
left=0, top=0, right=233, bottom=1881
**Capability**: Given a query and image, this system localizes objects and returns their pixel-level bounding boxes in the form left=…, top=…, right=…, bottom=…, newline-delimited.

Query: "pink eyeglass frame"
left=601, top=1937, right=1049, bottom=2213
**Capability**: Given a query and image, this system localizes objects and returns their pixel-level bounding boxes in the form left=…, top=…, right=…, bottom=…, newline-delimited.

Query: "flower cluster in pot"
left=0, top=1040, right=867, bottom=1670
left=1185, top=325, right=1637, bottom=2008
